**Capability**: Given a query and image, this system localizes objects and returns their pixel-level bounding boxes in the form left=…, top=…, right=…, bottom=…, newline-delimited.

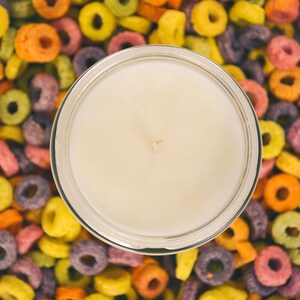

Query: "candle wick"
left=152, top=140, right=163, bottom=152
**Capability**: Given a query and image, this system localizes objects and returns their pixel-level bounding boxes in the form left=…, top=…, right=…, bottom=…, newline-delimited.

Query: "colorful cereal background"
left=0, top=0, right=300, bottom=299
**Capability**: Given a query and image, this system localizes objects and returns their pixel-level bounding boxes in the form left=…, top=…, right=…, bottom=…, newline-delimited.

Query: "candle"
left=51, top=46, right=261, bottom=253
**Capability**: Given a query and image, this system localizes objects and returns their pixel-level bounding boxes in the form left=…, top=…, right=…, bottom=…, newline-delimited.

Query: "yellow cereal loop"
left=0, top=275, right=34, bottom=300
left=223, top=65, right=246, bottom=81
left=157, top=10, right=185, bottom=46
left=0, top=63, right=3, bottom=81
left=229, top=1, right=265, bottom=25
left=276, top=151, right=300, bottom=179
left=0, top=176, right=13, bottom=211
left=24, top=209, right=43, bottom=224
left=207, top=38, right=224, bottom=65
left=4, top=54, right=27, bottom=81
left=259, top=120, right=285, bottom=159
left=84, top=294, right=113, bottom=300
left=199, top=289, right=226, bottom=300
left=55, top=258, right=92, bottom=288
left=175, top=248, right=198, bottom=281
left=41, top=196, right=81, bottom=241
left=163, top=288, right=175, bottom=300
left=248, top=49, right=275, bottom=76
left=38, top=235, right=70, bottom=258
left=124, top=287, right=138, bottom=300
left=0, top=125, right=24, bottom=143
left=191, top=1, right=227, bottom=37
left=0, top=6, right=9, bottom=38
left=217, top=284, right=247, bottom=300
left=79, top=2, right=116, bottom=42
left=118, top=16, right=152, bottom=35
left=148, top=29, right=161, bottom=44
left=94, top=266, right=131, bottom=296
left=266, top=21, right=294, bottom=38
left=184, top=36, right=211, bottom=57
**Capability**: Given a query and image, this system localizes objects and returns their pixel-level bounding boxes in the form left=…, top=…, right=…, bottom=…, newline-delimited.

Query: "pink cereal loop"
left=16, top=224, right=43, bottom=255
left=52, top=17, right=82, bottom=56
left=259, top=159, right=275, bottom=179
left=287, top=118, right=300, bottom=155
left=266, top=36, right=300, bottom=70
left=0, top=139, right=19, bottom=177
left=108, top=31, right=147, bottom=55
left=239, top=79, right=269, bottom=118
left=24, top=145, right=50, bottom=169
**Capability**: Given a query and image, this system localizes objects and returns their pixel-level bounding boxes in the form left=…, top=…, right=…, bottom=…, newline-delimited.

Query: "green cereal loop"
left=104, top=0, right=138, bottom=17
left=55, top=258, right=92, bottom=288
left=5, top=54, right=28, bottom=81
left=10, top=0, right=36, bottom=19
left=46, top=55, right=75, bottom=90
left=16, top=65, right=44, bottom=92
left=184, top=36, right=211, bottom=58
left=27, top=250, right=56, bottom=268
left=0, top=89, right=31, bottom=125
left=272, top=211, right=300, bottom=249
left=288, top=248, right=300, bottom=266
left=0, top=28, right=17, bottom=62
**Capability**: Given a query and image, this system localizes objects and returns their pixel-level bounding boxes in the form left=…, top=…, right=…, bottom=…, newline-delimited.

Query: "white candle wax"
left=68, top=60, right=245, bottom=237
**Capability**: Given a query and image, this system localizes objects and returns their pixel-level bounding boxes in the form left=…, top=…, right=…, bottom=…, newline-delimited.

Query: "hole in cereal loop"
left=68, top=266, right=84, bottom=280
left=285, top=226, right=299, bottom=237
left=85, top=58, right=98, bottom=69
left=280, top=76, right=295, bottom=86
left=121, top=42, right=133, bottom=50
left=224, top=228, right=234, bottom=238
left=22, top=184, right=38, bottom=198
left=92, top=14, right=103, bottom=29
left=283, top=46, right=292, bottom=55
left=39, top=37, right=53, bottom=49
left=7, top=101, right=18, bottom=114
left=119, top=0, right=130, bottom=5
left=208, top=259, right=224, bottom=274
left=80, top=255, right=97, bottom=267
left=148, top=278, right=161, bottom=290
left=45, top=0, right=57, bottom=7
left=262, top=133, right=271, bottom=146
left=209, top=13, right=218, bottom=23
left=268, top=259, right=281, bottom=271
left=58, top=30, right=70, bottom=46
left=276, top=188, right=289, bottom=200
left=0, top=247, right=7, bottom=260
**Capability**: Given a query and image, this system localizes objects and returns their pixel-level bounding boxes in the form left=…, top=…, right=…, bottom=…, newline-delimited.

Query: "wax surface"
left=69, top=61, right=245, bottom=236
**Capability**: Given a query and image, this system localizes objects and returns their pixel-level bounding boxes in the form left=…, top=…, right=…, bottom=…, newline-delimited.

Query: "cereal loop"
left=32, top=0, right=71, bottom=19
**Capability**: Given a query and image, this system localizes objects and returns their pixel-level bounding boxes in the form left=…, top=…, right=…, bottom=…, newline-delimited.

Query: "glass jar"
left=50, top=45, right=261, bottom=255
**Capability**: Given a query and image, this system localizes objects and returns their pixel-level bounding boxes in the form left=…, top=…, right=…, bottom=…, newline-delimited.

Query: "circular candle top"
left=51, top=46, right=261, bottom=254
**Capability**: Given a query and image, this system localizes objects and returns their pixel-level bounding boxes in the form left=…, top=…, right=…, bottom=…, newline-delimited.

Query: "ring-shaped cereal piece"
left=181, top=276, right=202, bottom=300
left=5, top=54, right=28, bottom=81
left=272, top=211, right=300, bottom=249
left=35, top=268, right=57, bottom=300
left=108, top=247, right=143, bottom=267
left=56, top=286, right=86, bottom=300
left=175, top=248, right=198, bottom=281
left=52, top=17, right=82, bottom=56
left=10, top=0, right=36, bottom=19
left=265, top=0, right=299, bottom=24
left=0, top=28, right=16, bottom=62
left=191, top=0, right=227, bottom=37
left=240, top=60, right=264, bottom=85
left=27, top=250, right=56, bottom=268
left=55, top=258, right=92, bottom=288
left=278, top=266, right=300, bottom=298
left=108, top=31, right=146, bottom=54
left=238, top=25, right=271, bottom=50
left=248, top=48, right=275, bottom=75
left=222, top=65, right=245, bottom=81
left=276, top=151, right=300, bottom=179
left=264, top=173, right=300, bottom=213
left=259, top=120, right=285, bottom=159
left=288, top=118, right=300, bottom=154
left=267, top=36, right=300, bottom=70
left=118, top=16, right=152, bottom=35
left=239, top=79, right=268, bottom=118
left=0, top=140, right=19, bottom=177
left=104, top=0, right=138, bottom=17
left=38, top=235, right=70, bottom=258
left=0, top=176, right=13, bottom=211
left=194, top=246, right=234, bottom=286
left=79, top=2, right=116, bottom=42
left=94, top=266, right=132, bottom=297
left=32, top=0, right=71, bottom=19
left=254, top=246, right=292, bottom=287
left=269, top=67, right=300, bottom=102
left=0, top=5, right=9, bottom=38
left=15, top=24, right=61, bottom=63
left=0, top=230, right=17, bottom=270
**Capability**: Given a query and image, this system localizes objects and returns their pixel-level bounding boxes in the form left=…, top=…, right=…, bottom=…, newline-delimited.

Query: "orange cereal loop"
left=9, top=175, right=25, bottom=187
left=32, top=0, right=71, bottom=19
left=248, top=294, right=262, bottom=300
left=132, top=264, right=169, bottom=299
left=251, top=178, right=268, bottom=201
left=233, top=241, right=257, bottom=269
left=56, top=286, right=86, bottom=300
left=264, top=173, right=300, bottom=213
left=131, top=257, right=158, bottom=282
left=11, top=200, right=25, bottom=212
left=269, top=67, right=300, bottom=102
left=0, top=209, right=23, bottom=234
left=55, top=90, right=67, bottom=109
left=143, top=0, right=167, bottom=7
left=0, top=81, right=15, bottom=96
left=137, top=1, right=167, bottom=23
left=15, top=24, right=61, bottom=63
left=215, top=218, right=249, bottom=251
left=167, top=0, right=183, bottom=9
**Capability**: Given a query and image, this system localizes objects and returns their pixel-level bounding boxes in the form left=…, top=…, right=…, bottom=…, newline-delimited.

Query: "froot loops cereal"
left=0, top=0, right=300, bottom=299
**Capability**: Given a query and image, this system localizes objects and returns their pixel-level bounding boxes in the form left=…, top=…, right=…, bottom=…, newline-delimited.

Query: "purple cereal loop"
left=0, top=230, right=17, bottom=270
left=9, top=256, right=42, bottom=289
left=278, top=266, right=300, bottom=298
left=162, top=255, right=176, bottom=278
left=30, top=73, right=59, bottom=113
left=240, top=60, right=264, bottom=85
left=182, top=275, right=202, bottom=300
left=244, top=264, right=277, bottom=296
left=52, top=17, right=82, bottom=56
left=35, top=268, right=57, bottom=299
left=11, top=146, right=35, bottom=174
left=287, top=118, right=300, bottom=155
left=70, top=239, right=108, bottom=276
left=242, top=201, right=268, bottom=240
left=194, top=246, right=234, bottom=286
left=180, top=0, right=198, bottom=34
left=108, top=247, right=143, bottom=267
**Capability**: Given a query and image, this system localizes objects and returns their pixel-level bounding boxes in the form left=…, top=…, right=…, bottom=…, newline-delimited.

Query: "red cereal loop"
left=0, top=140, right=19, bottom=177
left=259, top=159, right=275, bottom=179
left=265, top=0, right=299, bottom=24
left=24, top=145, right=50, bottom=169
left=266, top=36, right=300, bottom=70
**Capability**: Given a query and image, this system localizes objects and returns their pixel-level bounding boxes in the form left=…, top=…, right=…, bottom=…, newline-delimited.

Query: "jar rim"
left=50, top=45, right=261, bottom=255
